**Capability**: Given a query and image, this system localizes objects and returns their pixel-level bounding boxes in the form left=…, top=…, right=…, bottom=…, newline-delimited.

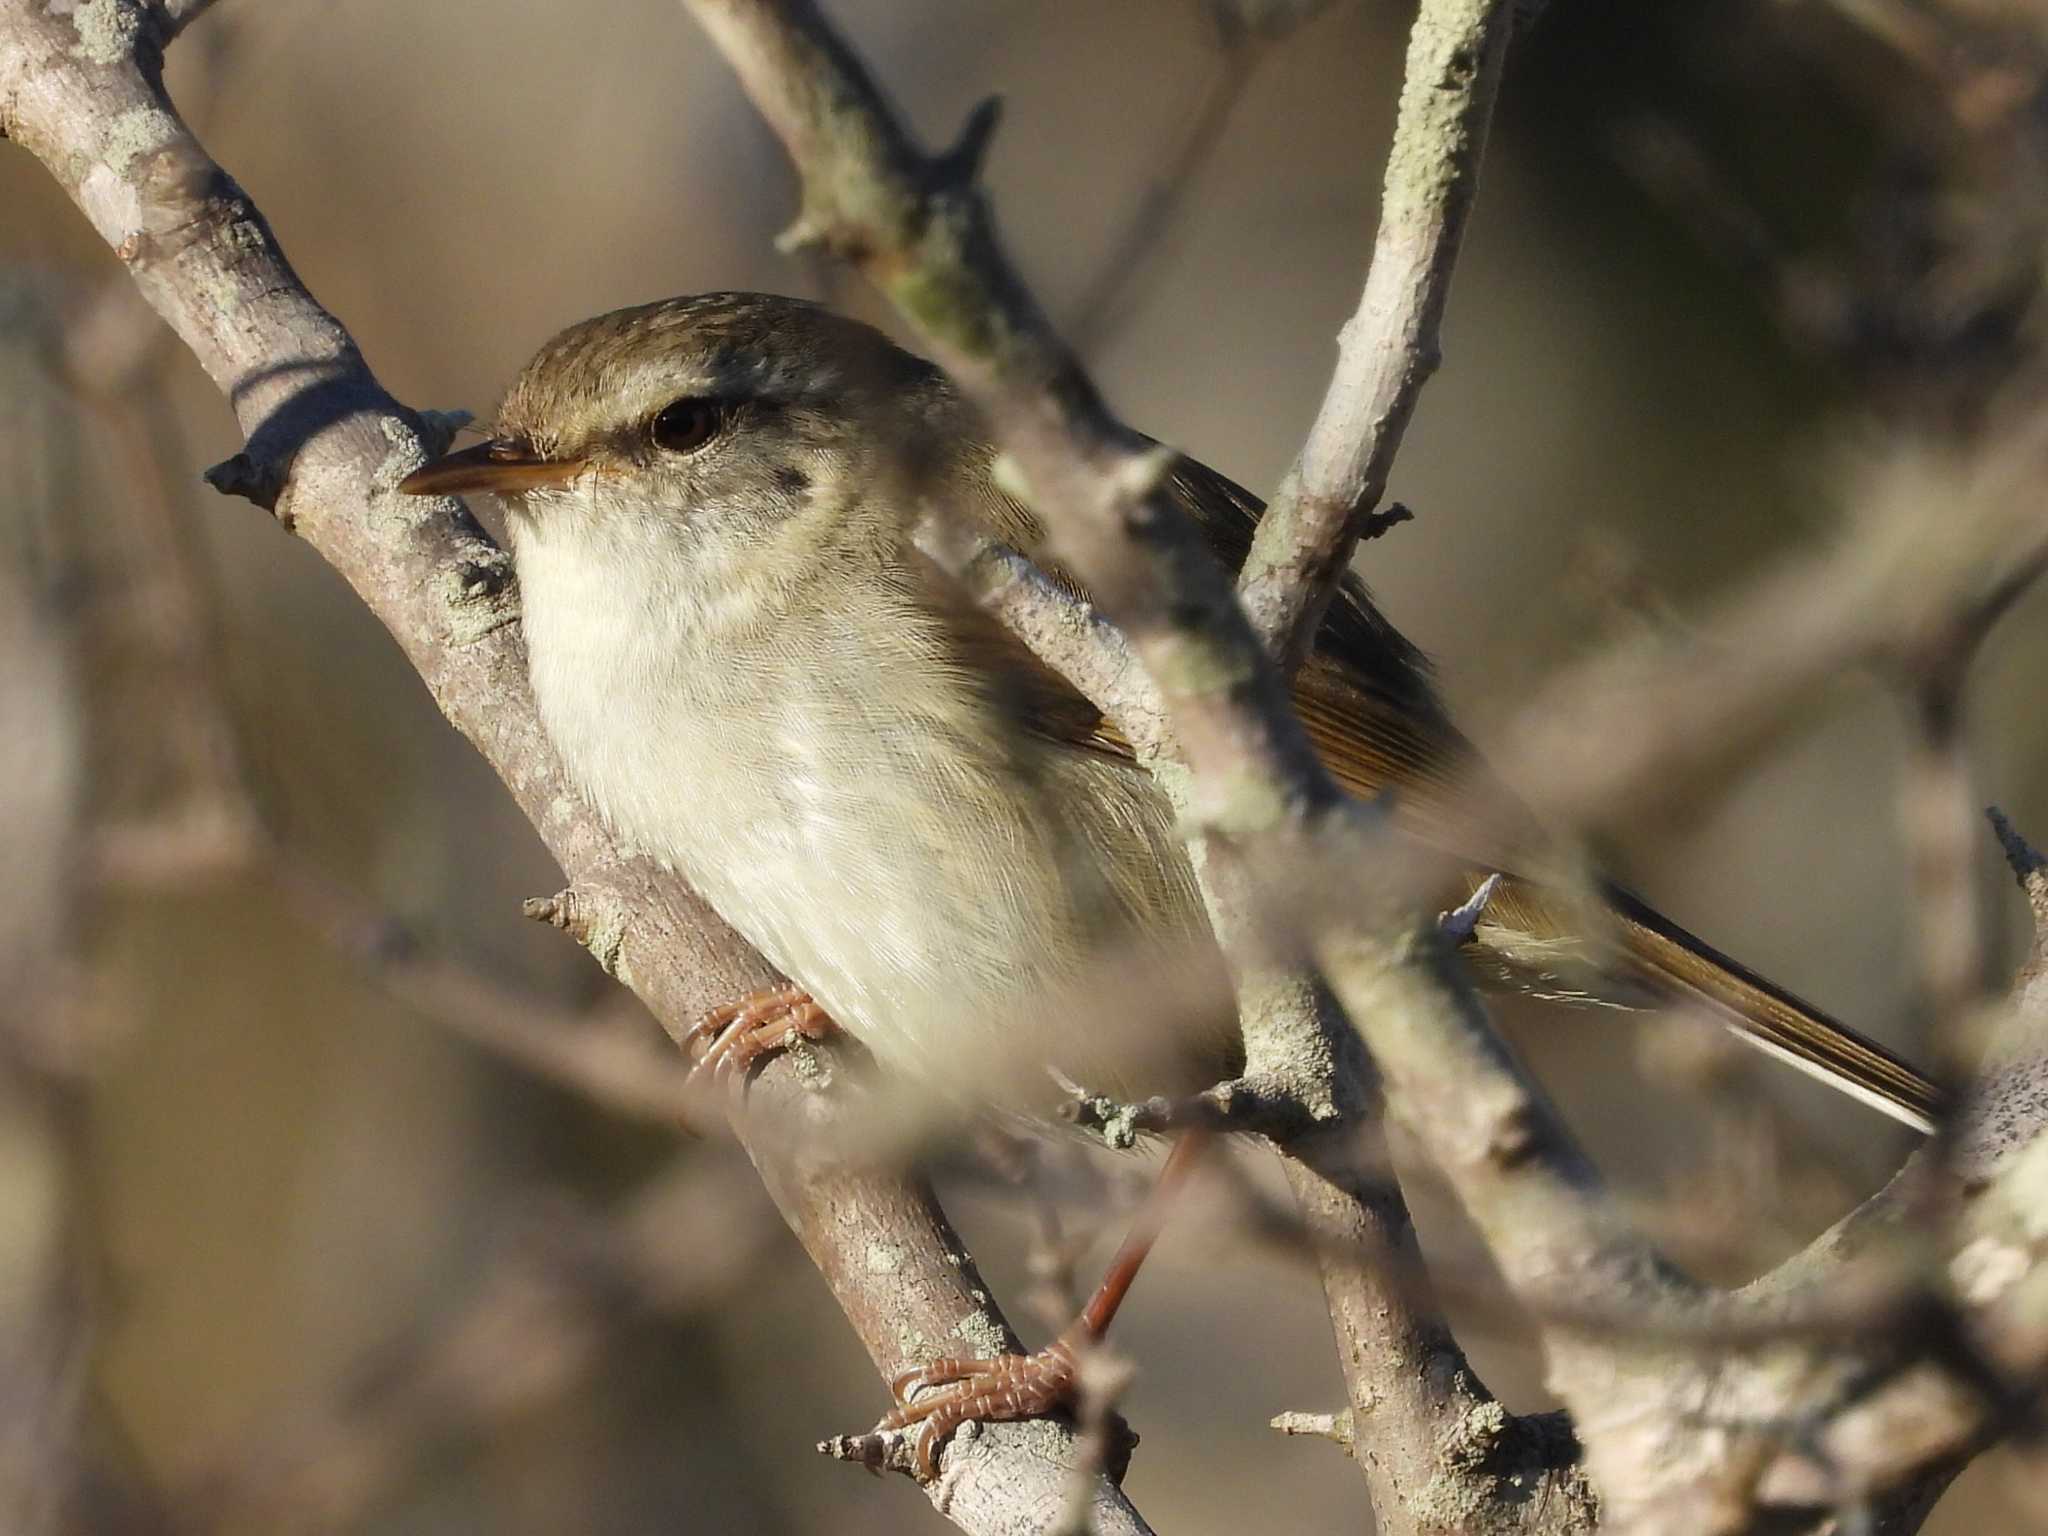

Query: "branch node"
left=523, top=889, right=573, bottom=929
left=1053, top=1068, right=1325, bottom=1144
left=1987, top=806, right=2048, bottom=940
left=775, top=210, right=831, bottom=255
left=1438, top=872, right=1502, bottom=947
left=1053, top=1072, right=1174, bottom=1149
left=1360, top=499, right=1415, bottom=543
left=149, top=0, right=224, bottom=47
left=455, top=551, right=513, bottom=601
left=1109, top=443, right=1179, bottom=520
left=1271, top=1408, right=1356, bottom=1452
left=524, top=885, right=628, bottom=977
left=818, top=1428, right=904, bottom=1475
left=932, top=95, right=1004, bottom=190
left=819, top=1423, right=927, bottom=1479
left=202, top=451, right=289, bottom=518
left=415, top=406, right=473, bottom=458
left=1482, top=1099, right=1542, bottom=1170
left=1987, top=805, right=2047, bottom=885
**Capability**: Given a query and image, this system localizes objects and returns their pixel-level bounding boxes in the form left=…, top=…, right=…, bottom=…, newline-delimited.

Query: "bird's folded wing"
left=942, top=444, right=1944, bottom=1131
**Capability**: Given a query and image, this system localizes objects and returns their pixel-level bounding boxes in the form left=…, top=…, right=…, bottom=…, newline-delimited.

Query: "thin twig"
left=1066, top=30, right=1267, bottom=354
left=1236, top=0, right=1516, bottom=673
left=183, top=1153, right=786, bottom=1533
left=0, top=283, right=94, bottom=1536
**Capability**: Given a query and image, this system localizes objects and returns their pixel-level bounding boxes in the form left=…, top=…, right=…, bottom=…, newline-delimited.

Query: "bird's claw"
left=879, top=1340, right=1081, bottom=1482
left=684, top=983, right=836, bottom=1088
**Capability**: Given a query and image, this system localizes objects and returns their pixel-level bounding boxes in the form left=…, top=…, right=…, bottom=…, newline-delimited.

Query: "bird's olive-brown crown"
left=493, top=292, right=942, bottom=467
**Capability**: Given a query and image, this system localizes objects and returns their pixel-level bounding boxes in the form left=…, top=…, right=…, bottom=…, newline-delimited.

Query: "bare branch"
left=24, top=3, right=2046, bottom=1531
left=1270, top=1407, right=1354, bottom=1449
left=1237, top=0, right=1515, bottom=672
left=674, top=6, right=2048, bottom=1528
left=916, top=523, right=1170, bottom=762
left=1278, top=1130, right=1597, bottom=1528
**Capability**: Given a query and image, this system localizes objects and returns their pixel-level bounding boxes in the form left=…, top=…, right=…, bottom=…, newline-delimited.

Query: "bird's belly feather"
left=517, top=532, right=1220, bottom=1098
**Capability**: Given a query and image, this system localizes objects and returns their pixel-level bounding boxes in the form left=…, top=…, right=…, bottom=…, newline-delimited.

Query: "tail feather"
left=1606, top=886, right=1942, bottom=1134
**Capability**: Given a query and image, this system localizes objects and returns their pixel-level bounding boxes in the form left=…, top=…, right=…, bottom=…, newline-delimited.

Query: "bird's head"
left=400, top=292, right=956, bottom=559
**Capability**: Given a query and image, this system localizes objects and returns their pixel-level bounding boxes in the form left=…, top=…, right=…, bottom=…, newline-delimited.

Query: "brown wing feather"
left=952, top=446, right=1943, bottom=1131
left=910, top=546, right=1129, bottom=761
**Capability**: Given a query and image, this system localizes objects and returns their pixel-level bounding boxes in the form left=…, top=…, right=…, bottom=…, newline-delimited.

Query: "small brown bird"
left=404, top=292, right=1940, bottom=1469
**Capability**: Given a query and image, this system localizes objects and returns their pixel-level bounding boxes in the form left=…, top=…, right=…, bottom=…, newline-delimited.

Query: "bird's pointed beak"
left=399, top=438, right=588, bottom=496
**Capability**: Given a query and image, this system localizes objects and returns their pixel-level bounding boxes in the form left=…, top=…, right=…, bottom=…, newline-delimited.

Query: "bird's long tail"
left=1604, top=885, right=1942, bottom=1133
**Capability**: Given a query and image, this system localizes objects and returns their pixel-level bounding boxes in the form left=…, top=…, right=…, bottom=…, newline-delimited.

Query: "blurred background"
left=5, top=0, right=2048, bottom=1530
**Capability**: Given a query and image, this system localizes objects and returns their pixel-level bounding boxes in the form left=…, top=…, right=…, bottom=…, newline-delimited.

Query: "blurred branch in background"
left=1610, top=0, right=2048, bottom=425
left=1064, top=1, right=1343, bottom=353
left=180, top=1150, right=782, bottom=1534
left=0, top=282, right=97, bottom=1536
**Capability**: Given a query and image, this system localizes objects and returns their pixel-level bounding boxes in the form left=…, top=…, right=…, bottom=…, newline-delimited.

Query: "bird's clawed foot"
left=880, top=1339, right=1081, bottom=1481
left=684, top=982, right=836, bottom=1087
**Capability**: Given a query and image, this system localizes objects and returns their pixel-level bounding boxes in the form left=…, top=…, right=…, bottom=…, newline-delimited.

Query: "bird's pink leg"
left=683, top=983, right=836, bottom=1086
left=877, top=1131, right=1212, bottom=1480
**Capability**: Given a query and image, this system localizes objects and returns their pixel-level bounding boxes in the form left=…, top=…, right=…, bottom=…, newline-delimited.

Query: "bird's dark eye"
left=649, top=397, right=724, bottom=454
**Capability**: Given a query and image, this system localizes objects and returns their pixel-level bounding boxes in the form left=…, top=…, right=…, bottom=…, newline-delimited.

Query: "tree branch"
left=1237, top=0, right=1515, bottom=673
left=0, top=7, right=1146, bottom=1530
